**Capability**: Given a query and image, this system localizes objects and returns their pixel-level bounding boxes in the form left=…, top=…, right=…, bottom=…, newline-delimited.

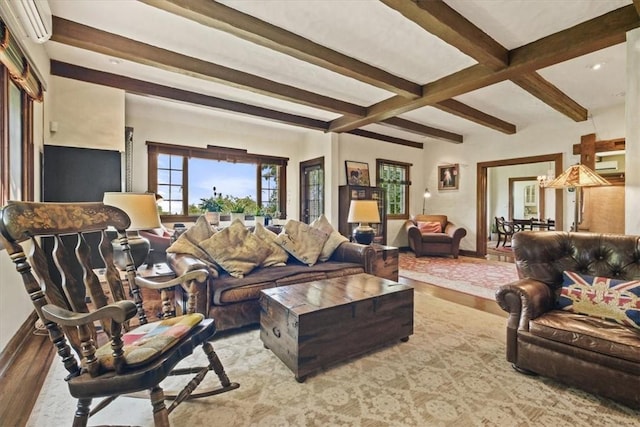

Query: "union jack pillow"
left=557, top=271, right=640, bottom=330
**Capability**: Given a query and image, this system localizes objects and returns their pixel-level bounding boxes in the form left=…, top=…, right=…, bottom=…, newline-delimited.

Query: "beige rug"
left=28, top=286, right=639, bottom=426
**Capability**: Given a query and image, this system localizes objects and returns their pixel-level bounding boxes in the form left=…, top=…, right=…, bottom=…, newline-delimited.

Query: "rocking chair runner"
left=0, top=201, right=239, bottom=427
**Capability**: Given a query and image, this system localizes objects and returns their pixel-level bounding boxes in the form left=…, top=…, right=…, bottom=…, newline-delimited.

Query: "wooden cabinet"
left=339, top=185, right=387, bottom=245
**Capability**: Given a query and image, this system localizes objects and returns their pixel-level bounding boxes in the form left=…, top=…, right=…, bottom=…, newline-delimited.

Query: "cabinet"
left=339, top=185, right=387, bottom=245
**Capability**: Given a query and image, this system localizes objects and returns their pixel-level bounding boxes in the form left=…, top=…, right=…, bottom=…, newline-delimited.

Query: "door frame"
left=476, top=153, right=564, bottom=258
left=299, top=156, right=324, bottom=224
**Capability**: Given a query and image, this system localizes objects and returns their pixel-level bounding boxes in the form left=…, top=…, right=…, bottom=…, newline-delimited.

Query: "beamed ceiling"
left=43, top=0, right=640, bottom=149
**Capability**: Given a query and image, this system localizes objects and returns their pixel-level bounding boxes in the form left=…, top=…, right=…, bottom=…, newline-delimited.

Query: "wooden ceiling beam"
left=433, top=99, right=516, bottom=134
left=382, top=0, right=588, bottom=124
left=51, top=17, right=366, bottom=117
left=328, top=5, right=639, bottom=133
left=381, top=117, right=463, bottom=143
left=346, top=129, right=423, bottom=149
left=140, top=0, right=421, bottom=99
left=572, top=137, right=626, bottom=155
left=635, top=0, right=640, bottom=16
left=511, top=73, right=587, bottom=121
left=50, top=61, right=427, bottom=148
left=51, top=17, right=460, bottom=143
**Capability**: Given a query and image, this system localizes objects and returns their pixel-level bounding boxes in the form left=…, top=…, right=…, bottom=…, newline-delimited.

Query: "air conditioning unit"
left=595, top=160, right=618, bottom=171
left=4, top=0, right=52, bottom=43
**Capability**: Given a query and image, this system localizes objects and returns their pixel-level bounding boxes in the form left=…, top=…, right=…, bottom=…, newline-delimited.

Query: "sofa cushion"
left=310, top=214, right=349, bottom=262
left=199, top=219, right=270, bottom=278
left=275, top=219, right=329, bottom=266
left=530, top=311, right=640, bottom=364
left=558, top=271, right=640, bottom=330
left=253, top=222, right=289, bottom=267
left=417, top=221, right=442, bottom=234
left=166, top=215, right=219, bottom=269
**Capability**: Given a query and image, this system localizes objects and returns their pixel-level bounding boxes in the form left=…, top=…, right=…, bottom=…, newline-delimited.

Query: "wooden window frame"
left=376, top=159, right=411, bottom=220
left=147, top=141, right=288, bottom=222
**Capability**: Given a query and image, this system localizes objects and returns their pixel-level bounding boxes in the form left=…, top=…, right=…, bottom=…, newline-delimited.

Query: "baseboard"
left=460, top=249, right=480, bottom=258
left=0, top=311, right=37, bottom=377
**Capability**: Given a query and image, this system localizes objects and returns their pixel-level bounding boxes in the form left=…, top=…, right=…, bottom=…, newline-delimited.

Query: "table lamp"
left=103, top=192, right=162, bottom=269
left=347, top=200, right=381, bottom=245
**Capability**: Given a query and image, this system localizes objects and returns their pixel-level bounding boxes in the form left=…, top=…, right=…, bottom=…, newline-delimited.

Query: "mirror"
left=509, top=176, right=545, bottom=220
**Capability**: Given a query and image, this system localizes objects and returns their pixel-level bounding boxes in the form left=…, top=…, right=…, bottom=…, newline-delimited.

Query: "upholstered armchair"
left=404, top=214, right=467, bottom=258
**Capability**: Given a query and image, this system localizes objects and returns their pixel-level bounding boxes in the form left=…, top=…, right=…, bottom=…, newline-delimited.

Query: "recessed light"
left=588, top=62, right=604, bottom=71
left=109, top=58, right=121, bottom=65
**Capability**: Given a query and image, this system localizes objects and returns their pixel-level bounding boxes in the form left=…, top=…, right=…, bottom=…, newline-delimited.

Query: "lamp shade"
left=544, top=164, right=611, bottom=188
left=423, top=188, right=431, bottom=198
left=103, top=192, right=162, bottom=230
left=347, top=200, right=380, bottom=224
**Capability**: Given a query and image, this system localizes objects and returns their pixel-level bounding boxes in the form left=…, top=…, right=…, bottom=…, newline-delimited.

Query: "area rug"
left=28, top=287, right=639, bottom=426
left=399, top=252, right=519, bottom=300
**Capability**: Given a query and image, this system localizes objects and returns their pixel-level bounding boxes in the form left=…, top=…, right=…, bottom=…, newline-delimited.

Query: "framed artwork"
left=345, top=161, right=370, bottom=186
left=438, top=164, right=459, bottom=190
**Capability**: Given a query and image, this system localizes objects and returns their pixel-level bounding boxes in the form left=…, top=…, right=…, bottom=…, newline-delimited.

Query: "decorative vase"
left=205, top=211, right=219, bottom=225
left=254, top=215, right=265, bottom=226
left=230, top=212, right=245, bottom=225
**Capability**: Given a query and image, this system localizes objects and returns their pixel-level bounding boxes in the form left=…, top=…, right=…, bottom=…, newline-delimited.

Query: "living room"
left=1, top=1, right=639, bottom=425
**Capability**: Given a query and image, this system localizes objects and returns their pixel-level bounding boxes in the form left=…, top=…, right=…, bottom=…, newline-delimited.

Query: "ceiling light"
left=109, top=58, right=121, bottom=65
left=589, top=62, right=604, bottom=71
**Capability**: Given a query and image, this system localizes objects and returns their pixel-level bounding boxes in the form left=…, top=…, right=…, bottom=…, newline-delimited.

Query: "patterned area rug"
left=399, top=252, right=519, bottom=300
left=28, top=288, right=639, bottom=426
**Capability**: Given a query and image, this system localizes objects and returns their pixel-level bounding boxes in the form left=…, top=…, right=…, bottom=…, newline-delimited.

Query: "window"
left=376, top=159, right=411, bottom=219
left=1, top=20, right=39, bottom=205
left=147, top=142, right=288, bottom=221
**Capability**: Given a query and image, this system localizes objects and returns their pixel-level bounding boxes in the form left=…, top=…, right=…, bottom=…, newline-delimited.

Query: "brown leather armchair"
left=404, top=214, right=467, bottom=258
left=496, top=231, right=640, bottom=409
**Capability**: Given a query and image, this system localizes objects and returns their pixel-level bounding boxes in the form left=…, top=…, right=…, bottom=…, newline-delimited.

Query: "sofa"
left=404, top=214, right=467, bottom=258
left=496, top=231, right=640, bottom=408
left=167, top=216, right=376, bottom=331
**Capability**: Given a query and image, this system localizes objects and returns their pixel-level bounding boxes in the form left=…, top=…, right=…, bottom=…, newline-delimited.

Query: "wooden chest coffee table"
left=259, top=273, right=413, bottom=382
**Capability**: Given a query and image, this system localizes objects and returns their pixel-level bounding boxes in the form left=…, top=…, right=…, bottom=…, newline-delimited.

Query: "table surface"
left=94, top=262, right=175, bottom=281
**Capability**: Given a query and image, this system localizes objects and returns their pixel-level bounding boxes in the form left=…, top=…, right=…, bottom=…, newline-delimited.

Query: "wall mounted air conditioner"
left=595, top=160, right=618, bottom=171
left=5, top=0, right=52, bottom=43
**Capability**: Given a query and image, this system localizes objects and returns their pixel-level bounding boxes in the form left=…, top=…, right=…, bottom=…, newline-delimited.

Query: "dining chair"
left=0, top=201, right=239, bottom=427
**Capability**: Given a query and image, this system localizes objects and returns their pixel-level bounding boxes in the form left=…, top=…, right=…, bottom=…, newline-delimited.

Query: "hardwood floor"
left=0, top=253, right=511, bottom=426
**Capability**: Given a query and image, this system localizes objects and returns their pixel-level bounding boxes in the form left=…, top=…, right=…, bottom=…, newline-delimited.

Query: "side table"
left=93, top=263, right=176, bottom=322
left=371, top=244, right=399, bottom=281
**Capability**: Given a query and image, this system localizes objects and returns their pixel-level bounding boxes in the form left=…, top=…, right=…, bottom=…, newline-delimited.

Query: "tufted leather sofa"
left=404, top=214, right=467, bottom=258
left=496, top=231, right=640, bottom=408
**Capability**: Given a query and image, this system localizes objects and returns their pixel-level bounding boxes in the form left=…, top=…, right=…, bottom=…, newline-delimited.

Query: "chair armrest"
left=444, top=223, right=467, bottom=240
left=330, top=241, right=376, bottom=274
left=495, top=278, right=554, bottom=331
left=41, top=300, right=137, bottom=326
left=135, top=269, right=209, bottom=290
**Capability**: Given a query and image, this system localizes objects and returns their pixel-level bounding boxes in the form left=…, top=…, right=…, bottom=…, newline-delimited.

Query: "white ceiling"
left=43, top=0, right=633, bottom=143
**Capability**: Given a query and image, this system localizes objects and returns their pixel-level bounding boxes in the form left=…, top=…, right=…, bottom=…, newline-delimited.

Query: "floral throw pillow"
left=557, top=271, right=640, bottom=330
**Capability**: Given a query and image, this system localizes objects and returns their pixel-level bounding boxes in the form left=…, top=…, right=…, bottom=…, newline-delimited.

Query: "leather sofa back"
left=513, top=231, right=640, bottom=291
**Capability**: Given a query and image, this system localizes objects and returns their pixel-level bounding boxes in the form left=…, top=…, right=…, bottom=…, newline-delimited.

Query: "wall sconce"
left=422, top=187, right=431, bottom=214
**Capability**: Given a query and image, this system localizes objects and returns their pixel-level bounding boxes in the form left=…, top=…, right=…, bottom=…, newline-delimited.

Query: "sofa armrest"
left=495, top=278, right=554, bottom=332
left=330, top=241, right=376, bottom=274
left=166, top=252, right=216, bottom=316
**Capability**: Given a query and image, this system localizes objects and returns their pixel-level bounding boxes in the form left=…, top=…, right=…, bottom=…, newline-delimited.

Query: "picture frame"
left=438, top=164, right=459, bottom=190
left=345, top=160, right=370, bottom=186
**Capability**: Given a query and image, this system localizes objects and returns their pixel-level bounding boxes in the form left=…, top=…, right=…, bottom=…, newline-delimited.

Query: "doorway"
left=476, top=153, right=564, bottom=258
left=299, top=157, right=324, bottom=224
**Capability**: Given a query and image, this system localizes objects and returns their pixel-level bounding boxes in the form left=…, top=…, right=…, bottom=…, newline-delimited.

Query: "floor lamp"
left=422, top=187, right=431, bottom=214
left=544, top=164, right=610, bottom=231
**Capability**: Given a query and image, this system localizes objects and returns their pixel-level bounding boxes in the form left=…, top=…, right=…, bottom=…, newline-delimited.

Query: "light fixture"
left=422, top=187, right=431, bottom=214
left=543, top=164, right=611, bottom=231
left=347, top=200, right=381, bottom=245
left=103, top=192, right=162, bottom=269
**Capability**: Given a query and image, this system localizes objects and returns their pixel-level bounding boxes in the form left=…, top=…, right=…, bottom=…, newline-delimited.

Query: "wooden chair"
left=0, top=201, right=239, bottom=427
left=494, top=216, right=519, bottom=247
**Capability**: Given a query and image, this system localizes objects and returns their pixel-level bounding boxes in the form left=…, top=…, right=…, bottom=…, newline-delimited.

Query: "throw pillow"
left=310, top=214, right=349, bottom=262
left=417, top=221, right=442, bottom=234
left=274, top=219, right=330, bottom=266
left=253, top=222, right=289, bottom=267
left=199, top=219, right=269, bottom=278
left=166, top=216, right=220, bottom=271
left=557, top=271, right=640, bottom=330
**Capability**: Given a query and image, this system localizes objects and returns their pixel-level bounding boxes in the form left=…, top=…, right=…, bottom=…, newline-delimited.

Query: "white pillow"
left=310, top=214, right=349, bottom=262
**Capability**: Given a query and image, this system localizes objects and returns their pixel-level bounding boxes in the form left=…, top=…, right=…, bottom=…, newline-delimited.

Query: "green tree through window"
left=377, top=159, right=411, bottom=219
